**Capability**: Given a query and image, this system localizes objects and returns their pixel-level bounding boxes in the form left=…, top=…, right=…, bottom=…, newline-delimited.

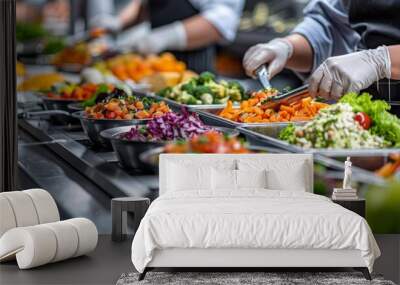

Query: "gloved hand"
left=135, top=21, right=187, bottom=55
left=243, top=38, right=293, bottom=79
left=309, top=46, right=391, bottom=100
left=90, top=14, right=122, bottom=33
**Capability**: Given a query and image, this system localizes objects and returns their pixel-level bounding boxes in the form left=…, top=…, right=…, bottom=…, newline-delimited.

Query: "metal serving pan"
left=152, top=84, right=311, bottom=112
left=67, top=102, right=84, bottom=111
left=66, top=90, right=157, bottom=113
left=237, top=126, right=386, bottom=185
left=238, top=125, right=400, bottom=157
left=195, top=108, right=307, bottom=129
left=39, top=95, right=83, bottom=125
left=100, top=125, right=240, bottom=171
left=191, top=86, right=312, bottom=128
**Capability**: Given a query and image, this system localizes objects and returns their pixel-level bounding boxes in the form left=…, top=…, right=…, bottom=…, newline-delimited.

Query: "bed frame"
left=138, top=248, right=371, bottom=280
left=137, top=154, right=372, bottom=281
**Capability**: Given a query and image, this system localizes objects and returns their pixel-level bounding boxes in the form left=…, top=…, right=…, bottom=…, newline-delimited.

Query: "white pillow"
left=168, top=163, right=211, bottom=192
left=267, top=164, right=307, bottom=191
left=212, top=169, right=237, bottom=191
left=237, top=158, right=308, bottom=192
left=236, top=169, right=267, bottom=189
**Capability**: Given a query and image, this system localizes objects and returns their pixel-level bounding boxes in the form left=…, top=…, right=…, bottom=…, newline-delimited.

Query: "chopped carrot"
left=218, top=90, right=329, bottom=124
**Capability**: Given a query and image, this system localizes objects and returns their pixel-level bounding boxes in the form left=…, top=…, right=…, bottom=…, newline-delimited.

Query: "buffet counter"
left=18, top=117, right=159, bottom=200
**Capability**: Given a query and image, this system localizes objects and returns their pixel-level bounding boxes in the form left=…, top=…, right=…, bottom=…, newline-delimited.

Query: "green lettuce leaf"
left=340, top=92, right=400, bottom=147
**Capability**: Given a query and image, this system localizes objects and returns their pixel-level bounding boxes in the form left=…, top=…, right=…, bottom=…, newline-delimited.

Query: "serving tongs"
left=255, top=65, right=310, bottom=108
left=261, top=84, right=310, bottom=110
left=255, top=65, right=272, bottom=89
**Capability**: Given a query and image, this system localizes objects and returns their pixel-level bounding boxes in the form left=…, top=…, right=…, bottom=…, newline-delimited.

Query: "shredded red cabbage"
left=120, top=108, right=213, bottom=142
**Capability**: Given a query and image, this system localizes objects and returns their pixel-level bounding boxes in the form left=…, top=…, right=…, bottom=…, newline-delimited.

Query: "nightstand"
left=111, top=197, right=150, bottom=242
left=332, top=198, right=366, bottom=218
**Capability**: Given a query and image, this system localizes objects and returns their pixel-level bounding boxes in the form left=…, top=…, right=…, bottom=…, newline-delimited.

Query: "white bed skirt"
left=148, top=248, right=366, bottom=268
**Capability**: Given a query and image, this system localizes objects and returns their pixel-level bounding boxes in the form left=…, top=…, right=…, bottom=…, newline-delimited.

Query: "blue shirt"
left=292, top=0, right=361, bottom=71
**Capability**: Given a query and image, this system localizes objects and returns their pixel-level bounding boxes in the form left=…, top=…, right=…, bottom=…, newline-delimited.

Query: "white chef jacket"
left=87, top=0, right=244, bottom=41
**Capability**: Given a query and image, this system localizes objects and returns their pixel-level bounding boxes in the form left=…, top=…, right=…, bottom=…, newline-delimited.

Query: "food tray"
left=238, top=126, right=387, bottom=185
left=195, top=108, right=306, bottom=129
left=150, top=93, right=230, bottom=111
left=238, top=125, right=400, bottom=157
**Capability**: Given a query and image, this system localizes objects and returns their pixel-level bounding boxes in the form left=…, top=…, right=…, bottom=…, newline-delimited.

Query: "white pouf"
left=0, top=218, right=98, bottom=269
left=0, top=196, right=17, bottom=237
left=0, top=189, right=60, bottom=237
left=24, top=188, right=60, bottom=224
left=0, top=189, right=98, bottom=269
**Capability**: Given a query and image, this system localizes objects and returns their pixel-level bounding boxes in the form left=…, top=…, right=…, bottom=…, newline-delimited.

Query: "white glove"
left=309, top=46, right=391, bottom=100
left=135, top=21, right=187, bottom=55
left=243, top=38, right=294, bottom=79
left=89, top=14, right=122, bottom=33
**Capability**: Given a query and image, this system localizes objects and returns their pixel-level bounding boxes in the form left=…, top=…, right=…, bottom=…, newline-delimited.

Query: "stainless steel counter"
left=18, top=117, right=159, bottom=233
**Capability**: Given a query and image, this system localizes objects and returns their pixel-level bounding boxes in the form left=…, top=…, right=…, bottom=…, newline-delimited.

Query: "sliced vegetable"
left=44, top=82, right=110, bottom=101
left=121, top=109, right=211, bottom=141
left=157, top=72, right=247, bottom=105
left=219, top=89, right=328, bottom=123
left=354, top=112, right=371, bottom=129
left=84, top=90, right=170, bottom=120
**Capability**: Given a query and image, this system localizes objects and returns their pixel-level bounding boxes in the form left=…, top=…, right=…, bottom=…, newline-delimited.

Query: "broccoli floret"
left=226, top=81, right=245, bottom=101
left=228, top=81, right=245, bottom=93
left=178, top=92, right=198, bottom=105
left=157, top=87, right=172, bottom=98
left=208, top=81, right=226, bottom=98
left=141, top=97, right=155, bottom=109
left=197, top=72, right=216, bottom=84
left=227, top=88, right=242, bottom=102
left=193, top=85, right=213, bottom=98
left=214, top=96, right=230, bottom=104
left=187, top=97, right=202, bottom=105
left=200, top=93, right=213, bottom=104
left=219, top=80, right=229, bottom=87
left=180, top=81, right=196, bottom=94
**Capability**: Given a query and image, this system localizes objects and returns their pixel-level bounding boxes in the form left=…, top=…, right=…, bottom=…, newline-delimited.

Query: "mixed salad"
left=84, top=88, right=170, bottom=120
left=120, top=109, right=213, bottom=142
left=157, top=72, right=247, bottom=105
left=279, top=93, right=400, bottom=148
left=164, top=132, right=250, bottom=154
left=44, top=82, right=114, bottom=101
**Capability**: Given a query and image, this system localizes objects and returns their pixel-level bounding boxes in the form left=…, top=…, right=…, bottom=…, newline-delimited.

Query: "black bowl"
left=100, top=125, right=240, bottom=171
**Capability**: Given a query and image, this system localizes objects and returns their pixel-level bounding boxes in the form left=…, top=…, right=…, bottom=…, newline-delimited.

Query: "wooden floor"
left=1, top=235, right=399, bottom=285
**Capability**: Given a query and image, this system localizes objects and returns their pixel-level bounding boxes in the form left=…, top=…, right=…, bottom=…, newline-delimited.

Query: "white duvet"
left=131, top=190, right=380, bottom=273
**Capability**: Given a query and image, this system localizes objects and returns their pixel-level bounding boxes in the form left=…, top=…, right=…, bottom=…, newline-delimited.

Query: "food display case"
left=17, top=64, right=394, bottom=190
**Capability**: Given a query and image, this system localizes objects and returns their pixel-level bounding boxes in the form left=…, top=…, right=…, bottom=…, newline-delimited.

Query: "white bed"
left=131, top=154, right=380, bottom=280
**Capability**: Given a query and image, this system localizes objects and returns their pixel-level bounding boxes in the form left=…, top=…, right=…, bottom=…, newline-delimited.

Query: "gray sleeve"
left=292, top=0, right=360, bottom=71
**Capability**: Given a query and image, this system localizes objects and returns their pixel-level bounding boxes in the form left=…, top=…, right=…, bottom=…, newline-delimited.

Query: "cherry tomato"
left=106, top=111, right=116, bottom=119
left=354, top=112, right=371, bottom=129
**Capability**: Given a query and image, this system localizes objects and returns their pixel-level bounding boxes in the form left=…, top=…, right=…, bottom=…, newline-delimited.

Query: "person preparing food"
left=243, top=0, right=400, bottom=111
left=90, top=0, right=244, bottom=73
